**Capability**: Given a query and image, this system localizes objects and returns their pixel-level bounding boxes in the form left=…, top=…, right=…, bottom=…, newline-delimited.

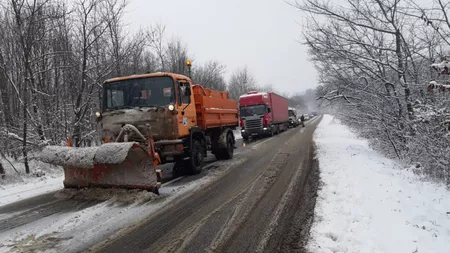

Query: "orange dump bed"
left=192, top=85, right=238, bottom=130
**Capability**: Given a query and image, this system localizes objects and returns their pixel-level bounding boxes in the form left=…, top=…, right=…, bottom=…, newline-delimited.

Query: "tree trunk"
left=22, top=87, right=30, bottom=174
left=395, top=29, right=414, bottom=119
left=0, top=162, right=5, bottom=179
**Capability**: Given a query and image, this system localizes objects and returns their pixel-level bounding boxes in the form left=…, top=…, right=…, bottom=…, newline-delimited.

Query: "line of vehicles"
left=238, top=91, right=302, bottom=140
left=37, top=61, right=313, bottom=194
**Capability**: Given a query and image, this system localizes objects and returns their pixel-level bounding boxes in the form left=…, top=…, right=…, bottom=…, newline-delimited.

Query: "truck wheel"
left=215, top=133, right=234, bottom=160
left=188, top=140, right=204, bottom=174
left=173, top=157, right=188, bottom=177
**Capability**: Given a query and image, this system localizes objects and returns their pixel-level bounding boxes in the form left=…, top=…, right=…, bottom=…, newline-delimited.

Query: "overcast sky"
left=123, top=0, right=317, bottom=95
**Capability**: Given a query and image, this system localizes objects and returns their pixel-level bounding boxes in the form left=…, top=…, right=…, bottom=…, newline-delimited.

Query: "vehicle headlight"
left=168, top=105, right=175, bottom=111
left=95, top=111, right=101, bottom=118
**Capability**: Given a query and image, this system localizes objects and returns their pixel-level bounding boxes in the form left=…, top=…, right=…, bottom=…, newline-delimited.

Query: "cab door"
left=176, top=80, right=197, bottom=137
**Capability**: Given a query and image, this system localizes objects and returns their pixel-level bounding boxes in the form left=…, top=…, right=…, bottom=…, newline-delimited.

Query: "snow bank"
left=308, top=114, right=450, bottom=253
left=0, top=175, right=63, bottom=207
left=0, top=156, right=64, bottom=207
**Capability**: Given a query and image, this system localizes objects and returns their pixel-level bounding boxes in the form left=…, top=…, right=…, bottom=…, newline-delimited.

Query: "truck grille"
left=245, top=118, right=263, bottom=131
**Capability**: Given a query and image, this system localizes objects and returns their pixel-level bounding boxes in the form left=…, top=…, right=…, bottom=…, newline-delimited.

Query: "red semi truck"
left=239, top=91, right=289, bottom=140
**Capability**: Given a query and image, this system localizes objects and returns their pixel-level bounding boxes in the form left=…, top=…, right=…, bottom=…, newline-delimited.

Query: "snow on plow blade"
left=38, top=143, right=159, bottom=191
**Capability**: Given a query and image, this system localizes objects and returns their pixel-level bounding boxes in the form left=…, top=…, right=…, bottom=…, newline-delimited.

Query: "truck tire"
left=172, top=158, right=186, bottom=178
left=215, top=133, right=234, bottom=160
left=188, top=140, right=204, bottom=174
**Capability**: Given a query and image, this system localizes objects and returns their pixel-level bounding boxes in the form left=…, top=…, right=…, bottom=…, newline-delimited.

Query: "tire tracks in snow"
left=0, top=199, right=100, bottom=232
left=92, top=117, right=322, bottom=253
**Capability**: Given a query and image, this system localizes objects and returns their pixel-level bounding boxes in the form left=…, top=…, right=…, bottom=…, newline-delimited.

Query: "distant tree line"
left=297, top=0, right=450, bottom=184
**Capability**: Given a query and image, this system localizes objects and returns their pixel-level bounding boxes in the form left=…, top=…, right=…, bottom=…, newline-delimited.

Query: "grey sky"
left=124, top=0, right=317, bottom=95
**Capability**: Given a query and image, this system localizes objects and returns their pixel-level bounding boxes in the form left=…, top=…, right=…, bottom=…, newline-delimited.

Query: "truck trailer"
left=239, top=91, right=289, bottom=140
left=38, top=67, right=239, bottom=193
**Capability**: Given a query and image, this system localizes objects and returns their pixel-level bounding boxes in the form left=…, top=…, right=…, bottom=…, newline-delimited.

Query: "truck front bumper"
left=241, top=127, right=272, bottom=137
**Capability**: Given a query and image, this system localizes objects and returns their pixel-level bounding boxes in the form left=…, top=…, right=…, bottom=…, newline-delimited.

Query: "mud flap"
left=38, top=143, right=159, bottom=191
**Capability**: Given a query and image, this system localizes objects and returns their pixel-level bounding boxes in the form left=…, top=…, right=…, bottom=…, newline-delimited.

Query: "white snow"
left=238, top=92, right=267, bottom=99
left=308, top=115, right=450, bottom=253
left=233, top=127, right=243, bottom=140
left=0, top=151, right=250, bottom=253
left=431, top=61, right=450, bottom=72
left=0, top=175, right=64, bottom=207
left=38, top=142, right=136, bottom=168
left=428, top=80, right=450, bottom=89
left=0, top=157, right=64, bottom=207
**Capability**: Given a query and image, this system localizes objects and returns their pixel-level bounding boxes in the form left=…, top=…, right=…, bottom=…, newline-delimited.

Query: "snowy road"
left=0, top=117, right=321, bottom=253
left=90, top=117, right=322, bottom=253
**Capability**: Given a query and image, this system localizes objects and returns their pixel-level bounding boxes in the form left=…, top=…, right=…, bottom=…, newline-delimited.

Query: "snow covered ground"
left=0, top=151, right=249, bottom=253
left=0, top=176, right=63, bottom=207
left=233, top=127, right=243, bottom=140
left=0, top=159, right=64, bottom=207
left=308, top=115, right=450, bottom=253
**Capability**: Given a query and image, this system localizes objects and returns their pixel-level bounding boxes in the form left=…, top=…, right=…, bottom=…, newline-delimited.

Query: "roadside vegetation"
left=297, top=0, right=450, bottom=185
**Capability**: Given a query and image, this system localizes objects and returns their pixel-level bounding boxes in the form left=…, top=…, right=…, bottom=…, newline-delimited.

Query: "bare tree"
left=297, top=0, right=450, bottom=183
left=70, top=0, right=112, bottom=147
left=0, top=0, right=234, bottom=177
left=165, top=38, right=190, bottom=75
left=103, top=0, right=128, bottom=76
left=227, top=66, right=258, bottom=100
left=148, top=23, right=166, bottom=71
left=192, top=60, right=227, bottom=90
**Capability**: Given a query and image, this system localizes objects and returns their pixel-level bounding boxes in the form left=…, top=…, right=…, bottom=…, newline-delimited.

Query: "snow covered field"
left=308, top=115, right=450, bottom=253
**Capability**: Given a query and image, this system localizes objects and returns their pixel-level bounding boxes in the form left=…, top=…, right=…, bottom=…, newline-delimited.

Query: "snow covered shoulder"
left=309, top=115, right=450, bottom=253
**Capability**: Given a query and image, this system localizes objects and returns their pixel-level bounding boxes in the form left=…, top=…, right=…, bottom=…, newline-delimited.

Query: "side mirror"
left=267, top=108, right=271, bottom=113
left=185, top=85, right=191, bottom=96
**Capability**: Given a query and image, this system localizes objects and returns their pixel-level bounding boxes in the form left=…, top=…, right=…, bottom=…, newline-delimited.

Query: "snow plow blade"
left=38, top=143, right=159, bottom=191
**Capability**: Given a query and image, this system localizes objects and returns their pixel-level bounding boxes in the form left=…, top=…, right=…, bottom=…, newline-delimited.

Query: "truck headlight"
left=168, top=105, right=175, bottom=111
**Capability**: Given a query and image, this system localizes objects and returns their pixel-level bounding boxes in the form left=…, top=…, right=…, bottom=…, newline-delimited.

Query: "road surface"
left=91, top=116, right=321, bottom=253
left=0, top=116, right=321, bottom=253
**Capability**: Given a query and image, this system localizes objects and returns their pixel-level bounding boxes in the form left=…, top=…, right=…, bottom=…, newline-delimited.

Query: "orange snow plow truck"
left=38, top=67, right=238, bottom=193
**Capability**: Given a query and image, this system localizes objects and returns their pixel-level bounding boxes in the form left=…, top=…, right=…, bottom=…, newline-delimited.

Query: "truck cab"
left=238, top=92, right=272, bottom=140
left=288, top=108, right=299, bottom=127
left=100, top=72, right=238, bottom=175
left=101, top=73, right=197, bottom=143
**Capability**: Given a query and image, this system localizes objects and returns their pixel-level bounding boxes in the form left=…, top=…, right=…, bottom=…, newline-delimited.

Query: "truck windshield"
left=289, top=110, right=296, bottom=117
left=240, top=105, right=266, bottom=117
left=103, top=76, right=175, bottom=111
